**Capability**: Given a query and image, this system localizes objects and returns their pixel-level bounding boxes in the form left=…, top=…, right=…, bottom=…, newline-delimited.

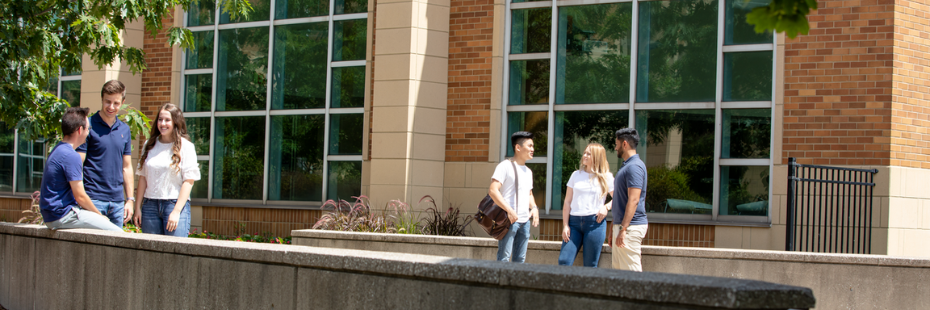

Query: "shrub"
left=386, top=199, right=421, bottom=234
left=419, top=196, right=473, bottom=237
left=312, top=196, right=394, bottom=233
left=17, top=191, right=43, bottom=224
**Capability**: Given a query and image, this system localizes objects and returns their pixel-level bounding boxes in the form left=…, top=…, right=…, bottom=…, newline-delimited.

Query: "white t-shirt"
left=566, top=170, right=615, bottom=216
left=137, top=138, right=201, bottom=200
left=491, top=160, right=533, bottom=223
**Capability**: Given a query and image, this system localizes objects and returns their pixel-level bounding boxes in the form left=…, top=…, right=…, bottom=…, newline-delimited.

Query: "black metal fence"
left=785, top=158, right=878, bottom=254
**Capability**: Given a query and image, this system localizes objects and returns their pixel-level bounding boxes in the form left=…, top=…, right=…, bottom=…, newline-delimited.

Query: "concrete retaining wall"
left=292, top=229, right=930, bottom=310
left=0, top=223, right=813, bottom=310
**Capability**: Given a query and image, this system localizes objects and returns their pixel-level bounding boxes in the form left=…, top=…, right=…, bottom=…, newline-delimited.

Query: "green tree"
left=746, top=0, right=817, bottom=39
left=0, top=0, right=252, bottom=145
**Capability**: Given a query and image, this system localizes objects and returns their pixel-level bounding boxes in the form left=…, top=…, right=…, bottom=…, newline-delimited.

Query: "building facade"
left=1, top=0, right=928, bottom=257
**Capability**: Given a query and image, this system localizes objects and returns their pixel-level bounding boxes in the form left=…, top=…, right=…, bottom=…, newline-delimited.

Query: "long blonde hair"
left=579, top=143, right=611, bottom=198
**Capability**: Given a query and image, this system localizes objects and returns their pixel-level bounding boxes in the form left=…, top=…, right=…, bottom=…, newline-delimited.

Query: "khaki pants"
left=611, top=224, right=648, bottom=271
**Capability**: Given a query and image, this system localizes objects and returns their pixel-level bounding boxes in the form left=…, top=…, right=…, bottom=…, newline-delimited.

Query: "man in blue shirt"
left=612, top=128, right=649, bottom=271
left=77, top=80, right=135, bottom=228
left=40, top=107, right=122, bottom=231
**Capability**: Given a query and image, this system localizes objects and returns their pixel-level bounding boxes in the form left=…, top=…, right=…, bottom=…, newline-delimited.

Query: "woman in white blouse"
left=558, top=143, right=614, bottom=267
left=132, top=103, right=200, bottom=236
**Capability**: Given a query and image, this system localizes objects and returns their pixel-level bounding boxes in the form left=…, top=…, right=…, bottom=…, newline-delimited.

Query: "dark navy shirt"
left=76, top=113, right=132, bottom=201
left=612, top=154, right=648, bottom=225
left=40, top=143, right=83, bottom=222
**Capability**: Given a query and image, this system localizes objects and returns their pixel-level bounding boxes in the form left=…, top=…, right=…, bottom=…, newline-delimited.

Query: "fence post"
left=786, top=158, right=797, bottom=251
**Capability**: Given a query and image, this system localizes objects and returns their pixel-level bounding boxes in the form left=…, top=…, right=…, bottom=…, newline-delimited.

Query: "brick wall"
left=782, top=0, right=895, bottom=166
left=891, top=0, right=930, bottom=169
left=538, top=219, right=715, bottom=248
left=446, top=0, right=493, bottom=162
left=201, top=206, right=321, bottom=237
left=141, top=17, right=175, bottom=120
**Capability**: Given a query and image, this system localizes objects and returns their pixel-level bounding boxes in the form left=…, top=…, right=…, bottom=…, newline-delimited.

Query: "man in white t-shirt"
left=488, top=131, right=540, bottom=262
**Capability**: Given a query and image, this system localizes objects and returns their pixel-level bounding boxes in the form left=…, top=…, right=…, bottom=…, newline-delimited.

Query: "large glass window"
left=183, top=0, right=367, bottom=205
left=504, top=0, right=773, bottom=222
left=0, top=123, right=13, bottom=192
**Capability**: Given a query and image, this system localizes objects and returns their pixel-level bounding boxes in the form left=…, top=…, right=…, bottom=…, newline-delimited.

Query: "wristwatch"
left=126, top=197, right=136, bottom=202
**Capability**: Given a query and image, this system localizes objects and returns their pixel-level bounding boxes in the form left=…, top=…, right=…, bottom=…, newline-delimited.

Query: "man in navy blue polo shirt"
left=612, top=128, right=649, bottom=272
left=77, top=80, right=135, bottom=228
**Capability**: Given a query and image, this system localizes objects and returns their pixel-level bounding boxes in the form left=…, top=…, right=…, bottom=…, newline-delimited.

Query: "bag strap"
left=511, top=159, right=519, bottom=215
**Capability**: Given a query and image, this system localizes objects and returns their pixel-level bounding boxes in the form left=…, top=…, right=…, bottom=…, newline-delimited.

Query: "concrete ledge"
left=0, top=223, right=814, bottom=309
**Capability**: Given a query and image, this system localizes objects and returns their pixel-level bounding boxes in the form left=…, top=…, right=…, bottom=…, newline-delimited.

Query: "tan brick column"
left=368, top=0, right=450, bottom=208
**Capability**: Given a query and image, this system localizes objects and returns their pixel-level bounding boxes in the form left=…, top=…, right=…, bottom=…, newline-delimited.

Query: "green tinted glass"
left=272, top=23, right=328, bottom=110
left=507, top=111, right=547, bottom=157
left=187, top=0, right=215, bottom=26
left=336, top=0, right=367, bottom=14
left=327, top=161, right=362, bottom=201
left=331, top=66, right=366, bottom=108
left=635, top=109, right=715, bottom=214
left=61, top=80, right=81, bottom=107
left=44, top=76, right=59, bottom=95
left=329, top=114, right=364, bottom=155
left=723, top=51, right=772, bottom=101
left=551, top=110, right=628, bottom=210
left=216, top=27, right=269, bottom=111
left=220, top=0, right=270, bottom=23
left=186, top=31, right=214, bottom=70
left=16, top=133, right=45, bottom=193
left=190, top=160, right=209, bottom=199
left=0, top=123, right=13, bottom=192
left=636, top=0, right=717, bottom=102
left=556, top=3, right=632, bottom=104
left=275, top=0, right=329, bottom=19
left=725, top=0, right=773, bottom=45
left=185, top=117, right=212, bottom=155
left=720, top=165, right=769, bottom=216
left=511, top=8, right=551, bottom=54
left=213, top=116, right=266, bottom=200
left=269, top=115, right=325, bottom=201
left=722, top=109, right=770, bottom=158
left=184, top=74, right=213, bottom=112
left=527, top=162, right=546, bottom=209
left=333, top=19, right=367, bottom=61
left=509, top=60, right=549, bottom=105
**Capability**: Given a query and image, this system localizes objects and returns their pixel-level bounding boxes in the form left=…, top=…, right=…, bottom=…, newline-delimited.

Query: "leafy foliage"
left=17, top=191, right=43, bottom=224
left=188, top=228, right=292, bottom=244
left=312, top=196, right=395, bottom=233
left=0, top=0, right=252, bottom=143
left=418, top=196, right=473, bottom=237
left=746, top=0, right=818, bottom=39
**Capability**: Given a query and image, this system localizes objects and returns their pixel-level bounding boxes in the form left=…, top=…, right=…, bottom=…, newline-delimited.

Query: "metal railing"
left=785, top=158, right=878, bottom=254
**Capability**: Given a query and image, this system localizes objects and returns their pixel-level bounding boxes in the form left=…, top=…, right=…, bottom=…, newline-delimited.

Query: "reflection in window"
left=275, top=0, right=329, bottom=19
left=636, top=110, right=714, bottom=214
left=336, top=0, right=367, bottom=14
left=272, top=23, right=328, bottom=110
left=722, top=109, right=770, bottom=158
left=333, top=19, right=367, bottom=61
left=184, top=74, right=213, bottom=112
left=636, top=0, right=717, bottom=102
left=213, top=116, right=266, bottom=200
left=327, top=161, right=361, bottom=201
left=186, top=31, right=215, bottom=70
left=216, top=27, right=269, bottom=111
left=511, top=8, right=551, bottom=54
left=725, top=0, right=773, bottom=45
left=61, top=80, right=81, bottom=107
left=16, top=134, right=45, bottom=193
left=556, top=3, right=632, bottom=104
left=0, top=123, right=13, bottom=192
left=329, top=114, right=364, bottom=155
left=527, top=163, right=547, bottom=210
left=185, top=117, right=212, bottom=155
left=220, top=0, right=270, bottom=23
left=331, top=66, right=366, bottom=108
left=720, top=166, right=768, bottom=216
left=190, top=160, right=209, bottom=199
left=187, top=0, right=215, bottom=26
left=507, top=112, right=548, bottom=157
left=552, top=110, right=628, bottom=210
left=269, top=115, right=325, bottom=201
left=509, top=60, right=550, bottom=105
left=723, top=52, right=772, bottom=101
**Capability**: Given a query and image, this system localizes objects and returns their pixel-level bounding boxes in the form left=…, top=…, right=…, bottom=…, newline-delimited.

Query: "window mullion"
left=262, top=0, right=277, bottom=204
left=321, top=0, right=336, bottom=201
left=628, top=0, right=639, bottom=129
left=207, top=2, right=221, bottom=202
left=712, top=0, right=726, bottom=221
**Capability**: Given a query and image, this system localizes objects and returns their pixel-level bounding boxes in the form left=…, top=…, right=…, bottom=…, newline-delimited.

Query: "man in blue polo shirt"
left=612, top=128, right=649, bottom=271
left=41, top=107, right=122, bottom=231
left=77, top=80, right=135, bottom=228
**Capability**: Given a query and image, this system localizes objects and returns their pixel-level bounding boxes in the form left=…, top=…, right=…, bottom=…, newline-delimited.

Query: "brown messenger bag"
left=474, top=160, right=518, bottom=240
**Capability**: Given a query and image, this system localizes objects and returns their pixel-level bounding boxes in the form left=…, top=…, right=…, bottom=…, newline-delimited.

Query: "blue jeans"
left=140, top=198, right=191, bottom=237
left=558, top=215, right=607, bottom=267
left=497, top=221, right=531, bottom=263
left=44, top=206, right=122, bottom=231
left=91, top=199, right=125, bottom=228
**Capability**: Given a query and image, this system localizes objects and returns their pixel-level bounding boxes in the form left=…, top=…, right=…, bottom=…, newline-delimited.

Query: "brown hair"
left=61, top=107, right=90, bottom=136
left=100, top=80, right=126, bottom=100
left=139, top=103, right=190, bottom=173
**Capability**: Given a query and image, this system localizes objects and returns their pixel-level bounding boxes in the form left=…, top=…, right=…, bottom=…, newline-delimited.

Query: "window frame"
left=501, top=0, right=776, bottom=225
left=181, top=0, right=367, bottom=207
